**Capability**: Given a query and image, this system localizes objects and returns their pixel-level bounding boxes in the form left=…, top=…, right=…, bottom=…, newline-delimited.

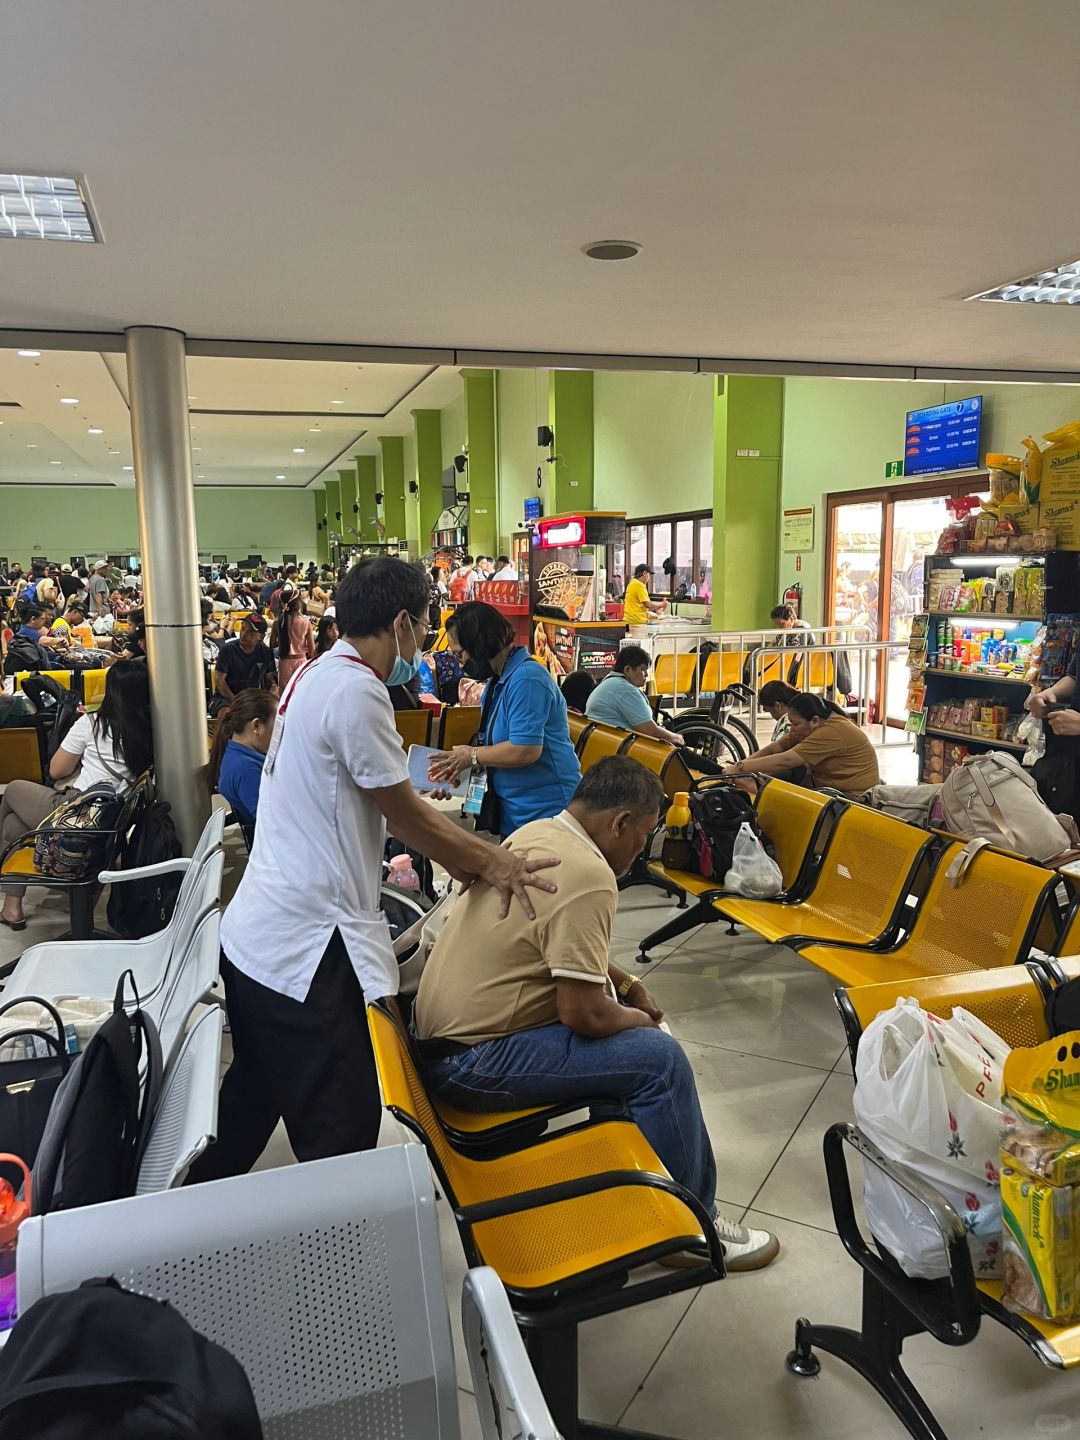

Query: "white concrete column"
left=126, top=326, right=209, bottom=853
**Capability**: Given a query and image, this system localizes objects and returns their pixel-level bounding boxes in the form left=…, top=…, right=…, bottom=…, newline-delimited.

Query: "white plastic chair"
left=144, top=906, right=221, bottom=1073
left=5, top=850, right=223, bottom=1008
left=136, top=1006, right=223, bottom=1194
left=463, top=1268, right=564, bottom=1440
left=18, top=1145, right=462, bottom=1437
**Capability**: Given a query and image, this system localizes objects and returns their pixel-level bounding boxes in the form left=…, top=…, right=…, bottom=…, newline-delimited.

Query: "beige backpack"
left=938, top=751, right=1079, bottom=864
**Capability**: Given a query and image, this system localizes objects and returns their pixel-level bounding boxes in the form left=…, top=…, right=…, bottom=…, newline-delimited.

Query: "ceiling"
left=3, top=0, right=1080, bottom=375
left=0, top=350, right=464, bottom=487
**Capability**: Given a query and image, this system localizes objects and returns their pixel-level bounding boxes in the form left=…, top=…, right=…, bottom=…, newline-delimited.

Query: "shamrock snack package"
left=1001, top=1032, right=1080, bottom=1321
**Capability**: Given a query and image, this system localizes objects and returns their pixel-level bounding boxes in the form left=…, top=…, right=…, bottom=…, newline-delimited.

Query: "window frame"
left=610, top=510, right=712, bottom=597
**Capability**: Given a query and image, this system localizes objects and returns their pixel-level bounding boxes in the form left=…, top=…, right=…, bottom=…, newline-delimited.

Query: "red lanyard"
left=277, top=650, right=381, bottom=717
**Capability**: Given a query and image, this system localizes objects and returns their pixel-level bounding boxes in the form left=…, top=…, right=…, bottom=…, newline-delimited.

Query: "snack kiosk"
left=528, top=511, right=627, bottom=677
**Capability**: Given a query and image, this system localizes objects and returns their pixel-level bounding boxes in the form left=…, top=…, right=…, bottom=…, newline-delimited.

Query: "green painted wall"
left=548, top=370, right=594, bottom=511
left=712, top=376, right=783, bottom=630
left=462, top=369, right=498, bottom=556
left=323, top=477, right=342, bottom=567
left=1, top=485, right=317, bottom=564
left=379, top=436, right=407, bottom=543
left=593, top=371, right=714, bottom=516
left=314, top=490, right=329, bottom=565
left=441, top=392, right=466, bottom=475
left=778, top=378, right=1080, bottom=622
left=338, top=467, right=358, bottom=548
left=412, top=409, right=443, bottom=557
left=354, top=455, right=378, bottom=542
left=496, top=368, right=552, bottom=546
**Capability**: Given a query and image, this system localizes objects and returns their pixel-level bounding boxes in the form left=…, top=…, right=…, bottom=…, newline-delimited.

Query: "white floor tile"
left=752, top=1071, right=856, bottom=1232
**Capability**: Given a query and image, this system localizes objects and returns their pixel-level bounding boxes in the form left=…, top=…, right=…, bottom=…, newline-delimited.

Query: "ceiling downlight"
left=581, top=240, right=641, bottom=261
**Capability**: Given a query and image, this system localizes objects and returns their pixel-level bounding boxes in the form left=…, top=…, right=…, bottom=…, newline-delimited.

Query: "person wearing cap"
left=623, top=563, right=668, bottom=628
left=58, top=563, right=82, bottom=603
left=213, top=613, right=278, bottom=715
left=88, top=560, right=111, bottom=618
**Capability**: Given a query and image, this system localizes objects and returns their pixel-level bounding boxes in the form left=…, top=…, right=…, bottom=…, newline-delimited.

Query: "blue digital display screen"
left=523, top=497, right=542, bottom=520
left=904, top=396, right=983, bottom=477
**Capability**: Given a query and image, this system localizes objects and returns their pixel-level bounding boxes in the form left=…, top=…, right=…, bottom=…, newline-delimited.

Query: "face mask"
left=462, top=654, right=494, bottom=682
left=386, top=613, right=424, bottom=687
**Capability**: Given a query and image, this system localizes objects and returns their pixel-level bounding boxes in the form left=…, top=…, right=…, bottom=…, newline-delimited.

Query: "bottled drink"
left=0, top=1155, right=31, bottom=1331
left=387, top=853, right=420, bottom=891
left=661, top=791, right=694, bottom=871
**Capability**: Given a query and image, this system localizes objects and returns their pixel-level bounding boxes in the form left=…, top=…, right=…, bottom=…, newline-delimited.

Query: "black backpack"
left=106, top=799, right=182, bottom=939
left=31, top=972, right=161, bottom=1215
left=44, top=691, right=83, bottom=763
left=0, top=1277, right=263, bottom=1439
left=688, top=786, right=762, bottom=882
left=19, top=674, right=68, bottom=714
left=1046, top=975, right=1080, bottom=1037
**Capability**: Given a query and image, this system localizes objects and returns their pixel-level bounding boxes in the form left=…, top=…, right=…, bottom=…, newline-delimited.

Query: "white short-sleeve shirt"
left=221, top=639, right=409, bottom=1003
left=60, top=713, right=137, bottom=795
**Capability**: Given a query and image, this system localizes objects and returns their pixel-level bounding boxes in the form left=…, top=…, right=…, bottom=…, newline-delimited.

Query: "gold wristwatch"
left=616, top=975, right=638, bottom=1001
left=470, top=747, right=479, bottom=769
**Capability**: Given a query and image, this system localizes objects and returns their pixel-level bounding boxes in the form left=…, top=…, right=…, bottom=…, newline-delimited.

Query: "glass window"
left=697, top=519, right=713, bottom=602
left=628, top=525, right=647, bottom=578
left=608, top=540, right=626, bottom=599
left=674, top=520, right=693, bottom=595
left=650, top=522, right=672, bottom=591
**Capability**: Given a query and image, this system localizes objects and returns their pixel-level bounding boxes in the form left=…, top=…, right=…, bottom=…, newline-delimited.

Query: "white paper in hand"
left=408, top=744, right=469, bottom=798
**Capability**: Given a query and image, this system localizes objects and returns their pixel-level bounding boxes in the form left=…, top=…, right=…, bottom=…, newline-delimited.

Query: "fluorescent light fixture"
left=26, top=443, right=36, bottom=449
left=329, top=399, right=344, bottom=405
left=950, top=554, right=1045, bottom=567
left=87, top=426, right=103, bottom=434
left=122, top=465, right=133, bottom=471
left=0, top=173, right=99, bottom=242
left=970, top=257, right=1080, bottom=305
left=16, top=349, right=41, bottom=358
left=292, top=447, right=305, bottom=453
left=59, top=397, right=78, bottom=405
left=275, top=473, right=285, bottom=479
left=49, top=459, right=61, bottom=465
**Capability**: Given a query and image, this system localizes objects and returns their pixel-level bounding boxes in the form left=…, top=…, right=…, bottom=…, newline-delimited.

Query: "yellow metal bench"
left=713, top=803, right=934, bottom=951
left=567, top=711, right=594, bottom=755
left=436, top=705, right=480, bottom=751
left=0, top=728, right=44, bottom=784
left=368, top=998, right=723, bottom=1438
left=577, top=721, right=634, bottom=771
left=393, top=707, right=433, bottom=751
left=794, top=840, right=1059, bottom=988
left=80, top=667, right=109, bottom=711
left=786, top=962, right=1078, bottom=1436
left=14, top=669, right=72, bottom=692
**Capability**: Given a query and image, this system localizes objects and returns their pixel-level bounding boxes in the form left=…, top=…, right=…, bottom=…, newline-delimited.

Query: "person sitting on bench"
left=413, top=754, right=780, bottom=1272
left=585, top=645, right=685, bottom=746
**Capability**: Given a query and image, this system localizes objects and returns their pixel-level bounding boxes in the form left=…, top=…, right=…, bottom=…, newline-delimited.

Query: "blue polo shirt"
left=585, top=672, right=652, bottom=731
left=217, top=739, right=266, bottom=824
left=483, top=647, right=581, bottom=835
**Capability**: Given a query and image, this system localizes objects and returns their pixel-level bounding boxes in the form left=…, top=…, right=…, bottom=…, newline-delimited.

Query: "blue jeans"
left=425, top=1023, right=717, bottom=1211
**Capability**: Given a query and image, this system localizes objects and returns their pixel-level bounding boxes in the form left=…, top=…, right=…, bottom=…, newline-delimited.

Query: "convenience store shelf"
left=926, top=611, right=1042, bottom=621
left=921, top=667, right=1030, bottom=688
left=923, top=727, right=1027, bottom=754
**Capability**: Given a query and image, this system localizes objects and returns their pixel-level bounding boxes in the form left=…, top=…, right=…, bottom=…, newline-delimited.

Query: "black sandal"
left=0, top=916, right=26, bottom=933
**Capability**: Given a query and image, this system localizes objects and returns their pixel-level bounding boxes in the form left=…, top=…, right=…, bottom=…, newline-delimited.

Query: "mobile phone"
left=1044, top=702, right=1073, bottom=714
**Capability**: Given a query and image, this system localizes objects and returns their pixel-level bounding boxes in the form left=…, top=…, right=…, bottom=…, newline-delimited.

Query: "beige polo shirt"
left=788, top=714, right=880, bottom=799
left=414, top=812, right=616, bottom=1046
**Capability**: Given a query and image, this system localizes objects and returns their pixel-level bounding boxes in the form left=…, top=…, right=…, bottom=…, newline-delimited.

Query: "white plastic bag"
left=852, top=999, right=1011, bottom=1280
left=722, top=822, right=782, bottom=898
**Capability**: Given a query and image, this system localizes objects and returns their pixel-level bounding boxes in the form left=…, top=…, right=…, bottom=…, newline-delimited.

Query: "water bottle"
left=387, top=853, right=421, bottom=891
left=0, top=1154, right=31, bottom=1331
left=661, top=791, right=694, bottom=871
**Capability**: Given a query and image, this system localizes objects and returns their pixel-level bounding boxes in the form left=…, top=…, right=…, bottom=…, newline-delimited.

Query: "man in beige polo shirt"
left=414, top=755, right=779, bottom=1271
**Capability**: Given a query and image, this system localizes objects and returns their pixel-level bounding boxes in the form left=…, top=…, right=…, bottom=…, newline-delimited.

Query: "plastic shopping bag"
left=852, top=999, right=1011, bottom=1279
left=722, top=822, right=782, bottom=898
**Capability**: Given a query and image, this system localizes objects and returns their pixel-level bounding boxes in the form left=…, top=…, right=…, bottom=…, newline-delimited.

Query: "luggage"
left=0, top=1277, right=263, bottom=1439
left=0, top=997, right=71, bottom=1167
left=862, top=783, right=942, bottom=828
left=938, top=750, right=1079, bottom=863
left=32, top=972, right=161, bottom=1214
left=687, top=786, right=762, bottom=882
left=106, top=799, right=181, bottom=939
left=32, top=784, right=126, bottom=880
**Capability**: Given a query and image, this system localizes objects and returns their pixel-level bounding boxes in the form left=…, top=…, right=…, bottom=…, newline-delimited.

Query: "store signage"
left=537, top=515, right=585, bottom=548
left=885, top=460, right=904, bottom=478
left=781, top=507, right=815, bottom=553
left=904, top=396, right=982, bottom=477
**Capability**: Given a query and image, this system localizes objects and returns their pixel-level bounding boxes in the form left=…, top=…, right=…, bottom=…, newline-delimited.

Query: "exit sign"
left=885, top=460, right=904, bottom=479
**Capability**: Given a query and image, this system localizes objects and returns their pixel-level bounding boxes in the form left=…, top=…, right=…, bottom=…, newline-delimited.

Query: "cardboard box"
left=997, top=500, right=1041, bottom=535
left=1040, top=495, right=1080, bottom=550
left=971, top=721, right=999, bottom=740
left=1002, top=1165, right=1078, bottom=1322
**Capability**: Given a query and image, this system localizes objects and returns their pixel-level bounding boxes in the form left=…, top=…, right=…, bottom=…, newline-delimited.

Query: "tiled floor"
left=7, top=736, right=1068, bottom=1438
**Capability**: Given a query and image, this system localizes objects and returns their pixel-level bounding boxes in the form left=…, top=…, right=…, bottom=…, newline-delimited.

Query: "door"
left=827, top=498, right=884, bottom=717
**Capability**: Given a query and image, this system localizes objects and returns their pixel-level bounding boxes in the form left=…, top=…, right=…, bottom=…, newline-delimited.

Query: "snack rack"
left=910, top=551, right=1080, bottom=782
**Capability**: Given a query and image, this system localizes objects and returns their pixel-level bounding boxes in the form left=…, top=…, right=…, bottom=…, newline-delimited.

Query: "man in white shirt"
left=492, top=556, right=518, bottom=581
left=188, top=556, right=558, bottom=1181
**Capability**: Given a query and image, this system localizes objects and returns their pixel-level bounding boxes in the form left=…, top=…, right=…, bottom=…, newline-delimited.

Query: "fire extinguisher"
left=782, top=582, right=802, bottom=617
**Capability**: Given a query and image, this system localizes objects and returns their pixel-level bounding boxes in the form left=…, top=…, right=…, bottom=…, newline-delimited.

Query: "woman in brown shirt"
left=726, top=693, right=880, bottom=799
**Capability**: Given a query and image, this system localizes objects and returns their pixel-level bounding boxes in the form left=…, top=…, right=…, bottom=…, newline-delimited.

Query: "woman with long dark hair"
left=207, top=689, right=278, bottom=834
left=0, top=660, right=153, bottom=930
left=314, top=614, right=339, bottom=657
left=725, top=691, right=879, bottom=798
left=269, top=584, right=313, bottom=689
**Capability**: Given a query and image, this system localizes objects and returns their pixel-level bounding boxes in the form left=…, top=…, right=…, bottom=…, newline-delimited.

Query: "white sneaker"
left=713, top=1212, right=780, bottom=1272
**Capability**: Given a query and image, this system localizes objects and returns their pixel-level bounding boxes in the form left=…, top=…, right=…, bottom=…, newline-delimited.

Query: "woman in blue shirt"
left=207, top=689, right=278, bottom=840
left=431, top=602, right=580, bottom=838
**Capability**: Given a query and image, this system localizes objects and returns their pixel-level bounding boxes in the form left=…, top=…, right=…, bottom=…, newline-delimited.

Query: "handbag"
left=472, top=680, right=503, bottom=837
left=32, top=783, right=126, bottom=879
left=0, top=995, right=71, bottom=1167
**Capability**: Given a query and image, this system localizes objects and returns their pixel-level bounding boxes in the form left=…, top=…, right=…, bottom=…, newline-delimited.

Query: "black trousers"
left=188, top=929, right=382, bottom=1182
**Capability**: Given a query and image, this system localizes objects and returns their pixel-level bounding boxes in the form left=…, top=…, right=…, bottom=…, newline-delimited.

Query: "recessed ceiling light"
left=293, top=447, right=305, bottom=454
left=309, top=426, right=321, bottom=433
left=581, top=239, right=642, bottom=261
left=26, top=443, right=36, bottom=449
left=0, top=173, right=99, bottom=242
left=87, top=426, right=103, bottom=435
left=17, top=349, right=41, bottom=358
left=49, top=459, right=61, bottom=465
left=971, top=257, right=1080, bottom=305
left=107, top=448, right=119, bottom=455
left=329, top=400, right=344, bottom=406
left=188, top=395, right=198, bottom=401
left=122, top=465, right=134, bottom=471
left=276, top=473, right=286, bottom=480
left=192, top=446, right=201, bottom=452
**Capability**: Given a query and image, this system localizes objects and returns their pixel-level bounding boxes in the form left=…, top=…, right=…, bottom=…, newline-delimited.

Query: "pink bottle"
left=0, top=1154, right=31, bottom=1331
left=387, top=854, right=420, bottom=891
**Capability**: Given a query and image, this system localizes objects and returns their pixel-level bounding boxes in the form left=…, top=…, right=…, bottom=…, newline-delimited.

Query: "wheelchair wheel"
left=723, top=714, right=759, bottom=756
left=675, top=722, right=744, bottom=767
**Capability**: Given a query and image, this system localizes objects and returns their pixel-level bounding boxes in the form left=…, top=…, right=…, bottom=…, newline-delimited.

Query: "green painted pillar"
left=323, top=476, right=342, bottom=558
left=412, top=408, right=443, bottom=553
left=314, top=490, right=329, bottom=567
left=355, top=455, right=378, bottom=543
left=338, top=467, right=358, bottom=548
left=378, top=436, right=407, bottom=543
left=711, top=376, right=783, bottom=630
left=548, top=370, right=594, bottom=512
left=462, top=368, right=497, bottom=555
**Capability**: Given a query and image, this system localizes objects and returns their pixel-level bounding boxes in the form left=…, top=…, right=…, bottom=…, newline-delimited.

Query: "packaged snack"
left=1020, top=437, right=1044, bottom=504
left=1001, top=1166, right=1077, bottom=1322
left=956, top=583, right=976, bottom=613
left=971, top=721, right=999, bottom=739
left=986, top=455, right=1022, bottom=504
left=980, top=580, right=996, bottom=612
left=1033, top=525, right=1058, bottom=551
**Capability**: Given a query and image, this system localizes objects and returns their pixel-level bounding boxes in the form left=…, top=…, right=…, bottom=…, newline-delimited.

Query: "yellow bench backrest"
left=652, top=653, right=697, bottom=696
left=567, top=712, right=593, bottom=753
left=842, top=966, right=1051, bottom=1054
left=14, top=669, right=71, bottom=691
left=805, top=806, right=931, bottom=936
left=438, top=705, right=481, bottom=751
left=0, top=729, right=42, bottom=784
left=82, top=668, right=108, bottom=709
left=578, top=723, right=633, bottom=771
left=394, top=708, right=433, bottom=751
left=368, top=1001, right=461, bottom=1183
left=755, top=779, right=834, bottom=891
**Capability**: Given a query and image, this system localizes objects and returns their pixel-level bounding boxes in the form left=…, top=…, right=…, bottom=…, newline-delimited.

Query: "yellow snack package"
left=1020, top=437, right=1044, bottom=503
left=1001, top=1033, right=1080, bottom=1186
left=1001, top=1164, right=1077, bottom=1321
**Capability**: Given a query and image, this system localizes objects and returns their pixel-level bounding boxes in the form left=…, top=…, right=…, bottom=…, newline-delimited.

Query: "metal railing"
left=744, top=639, right=912, bottom=746
left=639, top=624, right=874, bottom=713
